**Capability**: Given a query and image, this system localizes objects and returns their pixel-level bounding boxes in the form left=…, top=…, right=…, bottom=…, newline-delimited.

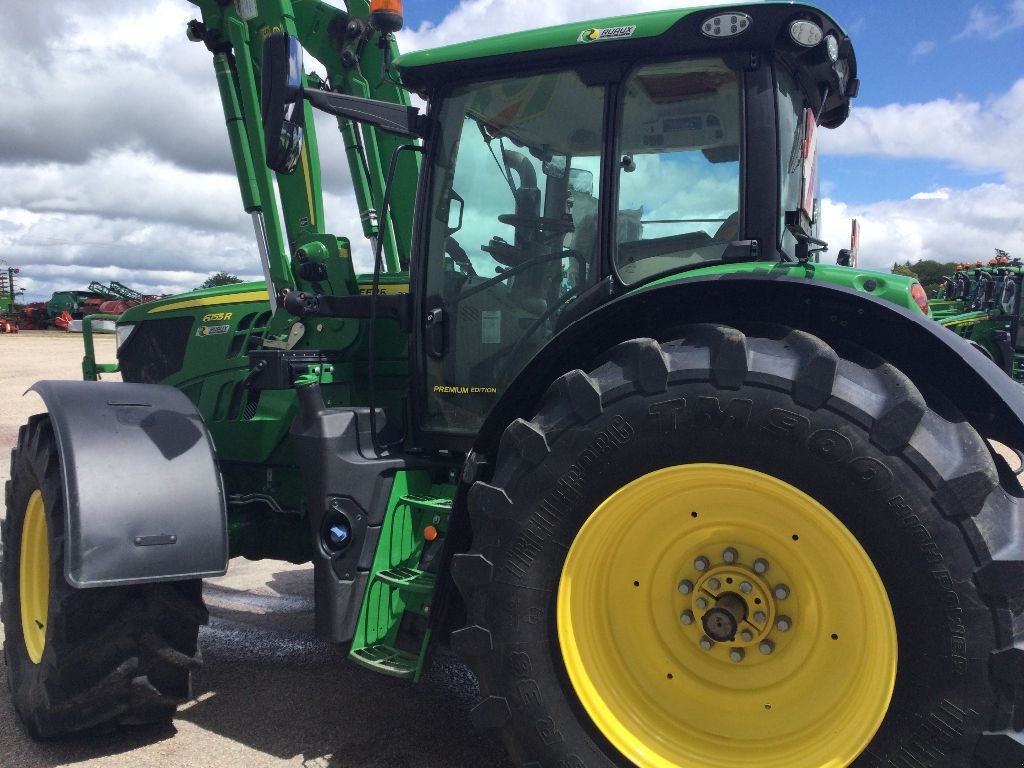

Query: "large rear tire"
left=2, top=414, right=207, bottom=738
left=453, top=326, right=1024, bottom=767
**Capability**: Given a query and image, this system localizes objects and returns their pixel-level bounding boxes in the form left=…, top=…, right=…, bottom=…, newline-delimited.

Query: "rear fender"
left=28, top=380, right=228, bottom=588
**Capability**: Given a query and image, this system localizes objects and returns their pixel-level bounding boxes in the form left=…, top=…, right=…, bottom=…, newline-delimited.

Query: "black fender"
left=27, top=380, right=228, bottom=588
left=473, top=272, right=1024, bottom=465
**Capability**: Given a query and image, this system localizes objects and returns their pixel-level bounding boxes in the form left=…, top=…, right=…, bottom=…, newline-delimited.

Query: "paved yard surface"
left=0, top=331, right=511, bottom=768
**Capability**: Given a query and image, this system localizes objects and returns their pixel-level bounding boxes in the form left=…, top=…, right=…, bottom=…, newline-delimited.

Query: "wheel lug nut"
left=678, top=579, right=694, bottom=595
left=694, top=556, right=710, bottom=572
left=700, top=637, right=714, bottom=651
left=707, top=577, right=721, bottom=591
left=695, top=596, right=709, bottom=610
left=776, top=616, right=792, bottom=632
left=729, top=648, right=745, bottom=663
left=774, top=584, right=790, bottom=600
left=759, top=640, right=775, bottom=655
left=753, top=558, right=770, bottom=574
left=739, top=629, right=753, bottom=642
left=753, top=611, right=767, bottom=624
left=740, top=581, right=753, bottom=594
left=680, top=610, right=695, bottom=626
left=722, top=547, right=738, bottom=564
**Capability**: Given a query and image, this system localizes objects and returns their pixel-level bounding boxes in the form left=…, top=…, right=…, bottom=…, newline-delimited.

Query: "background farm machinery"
left=931, top=253, right=1024, bottom=381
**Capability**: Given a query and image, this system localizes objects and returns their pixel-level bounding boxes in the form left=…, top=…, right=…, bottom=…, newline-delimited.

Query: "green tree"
left=891, top=262, right=918, bottom=279
left=198, top=272, right=243, bottom=289
left=891, top=259, right=959, bottom=297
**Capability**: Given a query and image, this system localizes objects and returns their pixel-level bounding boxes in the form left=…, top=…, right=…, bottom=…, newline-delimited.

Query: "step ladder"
left=350, top=487, right=452, bottom=681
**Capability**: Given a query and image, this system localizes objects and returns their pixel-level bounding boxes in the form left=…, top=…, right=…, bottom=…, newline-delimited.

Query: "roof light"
left=824, top=34, right=840, bottom=62
left=789, top=20, right=823, bottom=47
left=369, top=0, right=404, bottom=34
left=702, top=12, right=752, bottom=39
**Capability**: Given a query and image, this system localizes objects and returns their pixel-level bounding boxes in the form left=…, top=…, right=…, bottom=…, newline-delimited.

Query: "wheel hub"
left=685, top=559, right=789, bottom=655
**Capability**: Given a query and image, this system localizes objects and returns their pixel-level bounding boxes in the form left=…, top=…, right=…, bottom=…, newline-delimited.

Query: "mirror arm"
left=304, top=89, right=426, bottom=138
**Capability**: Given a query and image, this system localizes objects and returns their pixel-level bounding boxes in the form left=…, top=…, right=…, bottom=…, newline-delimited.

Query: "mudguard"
left=28, top=380, right=228, bottom=588
left=472, top=273, right=1024, bottom=456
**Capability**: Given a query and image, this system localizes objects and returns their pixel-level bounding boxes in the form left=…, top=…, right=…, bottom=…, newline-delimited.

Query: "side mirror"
left=261, top=33, right=305, bottom=174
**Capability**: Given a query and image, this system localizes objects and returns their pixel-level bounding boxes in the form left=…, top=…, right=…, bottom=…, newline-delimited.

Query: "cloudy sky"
left=2, top=0, right=1023, bottom=303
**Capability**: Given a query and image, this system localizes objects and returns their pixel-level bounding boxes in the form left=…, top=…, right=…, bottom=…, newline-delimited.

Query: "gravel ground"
left=0, top=331, right=512, bottom=768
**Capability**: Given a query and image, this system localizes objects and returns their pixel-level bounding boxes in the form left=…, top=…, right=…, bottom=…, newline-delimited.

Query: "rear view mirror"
left=261, top=33, right=305, bottom=174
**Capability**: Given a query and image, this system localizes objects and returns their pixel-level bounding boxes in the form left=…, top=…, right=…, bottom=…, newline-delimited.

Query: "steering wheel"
left=445, top=236, right=477, bottom=277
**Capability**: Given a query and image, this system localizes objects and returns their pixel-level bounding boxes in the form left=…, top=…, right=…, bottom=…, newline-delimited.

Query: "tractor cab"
left=260, top=4, right=861, bottom=438
left=392, top=4, right=858, bottom=435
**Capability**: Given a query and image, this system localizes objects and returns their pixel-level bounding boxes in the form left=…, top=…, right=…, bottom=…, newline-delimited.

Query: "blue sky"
left=824, top=0, right=1022, bottom=203
left=1, top=0, right=1022, bottom=302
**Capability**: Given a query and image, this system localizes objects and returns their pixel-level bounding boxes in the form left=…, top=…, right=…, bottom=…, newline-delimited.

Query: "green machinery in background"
left=5, top=2, right=1024, bottom=766
left=930, top=255, right=1024, bottom=383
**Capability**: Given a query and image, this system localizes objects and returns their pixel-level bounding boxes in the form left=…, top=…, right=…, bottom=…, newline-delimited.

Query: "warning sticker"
left=577, top=25, right=637, bottom=44
left=481, top=310, right=501, bottom=344
left=234, top=0, right=258, bottom=20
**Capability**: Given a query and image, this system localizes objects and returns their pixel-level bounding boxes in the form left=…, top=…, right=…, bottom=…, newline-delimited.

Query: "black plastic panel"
left=29, top=380, right=228, bottom=587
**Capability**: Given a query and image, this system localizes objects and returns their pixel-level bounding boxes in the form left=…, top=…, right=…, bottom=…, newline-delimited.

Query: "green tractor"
left=5, top=2, right=1024, bottom=765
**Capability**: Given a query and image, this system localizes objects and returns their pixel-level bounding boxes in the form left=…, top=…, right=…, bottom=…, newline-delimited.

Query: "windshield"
left=615, top=59, right=741, bottom=284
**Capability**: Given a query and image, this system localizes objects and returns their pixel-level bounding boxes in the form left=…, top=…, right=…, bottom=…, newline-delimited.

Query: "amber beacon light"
left=370, top=0, right=404, bottom=34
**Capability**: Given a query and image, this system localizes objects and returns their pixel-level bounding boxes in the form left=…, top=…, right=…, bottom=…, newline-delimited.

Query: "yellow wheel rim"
left=557, top=464, right=896, bottom=768
left=20, top=490, right=50, bottom=665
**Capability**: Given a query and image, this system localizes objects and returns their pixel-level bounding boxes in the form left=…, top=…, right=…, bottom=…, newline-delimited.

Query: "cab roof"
left=395, top=2, right=857, bottom=127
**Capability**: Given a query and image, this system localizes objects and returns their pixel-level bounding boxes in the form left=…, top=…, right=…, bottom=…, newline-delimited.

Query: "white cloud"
left=819, top=184, right=1024, bottom=272
left=911, top=40, right=937, bottom=58
left=819, top=78, right=1024, bottom=183
left=817, top=75, right=1024, bottom=272
left=956, top=0, right=1024, bottom=40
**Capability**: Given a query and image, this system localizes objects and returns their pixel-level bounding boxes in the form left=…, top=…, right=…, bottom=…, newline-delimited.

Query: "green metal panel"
left=645, top=260, right=927, bottom=315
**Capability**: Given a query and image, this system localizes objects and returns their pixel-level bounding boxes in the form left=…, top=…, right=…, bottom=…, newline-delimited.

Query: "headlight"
left=789, top=20, right=823, bottom=47
left=116, top=323, right=136, bottom=348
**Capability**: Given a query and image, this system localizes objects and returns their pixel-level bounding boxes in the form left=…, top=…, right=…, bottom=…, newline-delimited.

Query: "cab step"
left=350, top=644, right=420, bottom=679
left=376, top=566, right=436, bottom=595
left=349, top=475, right=454, bottom=683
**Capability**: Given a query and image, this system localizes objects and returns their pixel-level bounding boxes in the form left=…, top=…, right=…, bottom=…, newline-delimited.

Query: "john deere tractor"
left=5, top=2, right=1024, bottom=766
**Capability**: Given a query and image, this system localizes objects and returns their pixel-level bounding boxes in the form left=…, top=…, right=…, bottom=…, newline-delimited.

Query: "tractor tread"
left=784, top=329, right=839, bottom=409
left=558, top=370, right=603, bottom=421
left=609, top=337, right=670, bottom=394
left=504, top=419, right=550, bottom=467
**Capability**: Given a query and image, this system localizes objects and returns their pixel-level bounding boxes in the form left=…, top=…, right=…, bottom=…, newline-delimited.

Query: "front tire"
left=2, top=414, right=207, bottom=738
left=453, top=326, right=1024, bottom=767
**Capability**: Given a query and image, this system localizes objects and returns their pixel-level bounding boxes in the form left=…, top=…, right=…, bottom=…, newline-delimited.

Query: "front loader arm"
left=187, top=0, right=419, bottom=304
